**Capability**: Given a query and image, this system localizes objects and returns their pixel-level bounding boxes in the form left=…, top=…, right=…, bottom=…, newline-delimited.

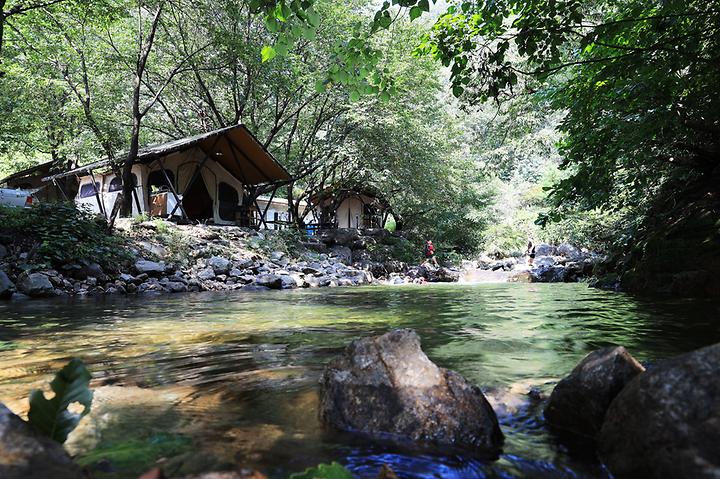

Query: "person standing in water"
left=424, top=239, right=439, bottom=266
left=526, top=240, right=536, bottom=266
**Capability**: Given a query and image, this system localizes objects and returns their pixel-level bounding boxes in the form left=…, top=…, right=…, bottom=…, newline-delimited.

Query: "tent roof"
left=1, top=160, right=55, bottom=184
left=43, top=124, right=290, bottom=185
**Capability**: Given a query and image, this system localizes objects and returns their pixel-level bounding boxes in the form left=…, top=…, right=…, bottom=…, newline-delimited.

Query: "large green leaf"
left=28, top=358, right=93, bottom=443
left=289, top=462, right=356, bottom=479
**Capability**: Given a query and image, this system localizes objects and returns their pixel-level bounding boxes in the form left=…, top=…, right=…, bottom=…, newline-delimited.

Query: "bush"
left=252, top=227, right=307, bottom=257
left=0, top=202, right=130, bottom=269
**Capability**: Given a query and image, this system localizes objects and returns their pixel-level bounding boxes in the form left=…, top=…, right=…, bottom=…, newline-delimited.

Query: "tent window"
left=79, top=182, right=100, bottom=199
left=218, top=182, right=238, bottom=221
left=108, top=174, right=137, bottom=192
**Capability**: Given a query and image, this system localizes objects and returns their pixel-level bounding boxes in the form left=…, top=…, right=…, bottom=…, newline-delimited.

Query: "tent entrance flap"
left=183, top=175, right=213, bottom=220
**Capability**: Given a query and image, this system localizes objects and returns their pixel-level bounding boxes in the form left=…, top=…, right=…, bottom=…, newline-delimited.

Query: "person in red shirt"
left=424, top=239, right=439, bottom=266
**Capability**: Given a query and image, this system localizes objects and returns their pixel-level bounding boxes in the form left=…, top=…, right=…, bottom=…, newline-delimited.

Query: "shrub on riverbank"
left=0, top=203, right=131, bottom=269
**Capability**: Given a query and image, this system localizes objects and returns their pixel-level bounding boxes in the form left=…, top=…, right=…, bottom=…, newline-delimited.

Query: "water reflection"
left=0, top=284, right=719, bottom=478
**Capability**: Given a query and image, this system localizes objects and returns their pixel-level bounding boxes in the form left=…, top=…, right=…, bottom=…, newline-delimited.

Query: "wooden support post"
left=260, top=188, right=277, bottom=229
left=253, top=196, right=269, bottom=229
left=53, top=179, right=70, bottom=201
left=87, top=169, right=106, bottom=218
left=153, top=156, right=188, bottom=220
left=132, top=186, right=142, bottom=215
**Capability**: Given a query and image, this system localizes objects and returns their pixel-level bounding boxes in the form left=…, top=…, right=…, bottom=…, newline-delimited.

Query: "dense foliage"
left=3, top=0, right=716, bottom=260
left=0, top=203, right=129, bottom=268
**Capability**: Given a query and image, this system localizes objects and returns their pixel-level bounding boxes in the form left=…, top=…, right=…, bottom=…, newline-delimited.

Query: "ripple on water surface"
left=1, top=283, right=719, bottom=478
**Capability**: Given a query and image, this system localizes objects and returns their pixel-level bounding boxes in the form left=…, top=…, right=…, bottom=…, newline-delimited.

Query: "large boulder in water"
left=544, top=346, right=644, bottom=438
left=0, top=403, right=82, bottom=479
left=598, top=343, right=720, bottom=478
left=319, top=329, right=504, bottom=453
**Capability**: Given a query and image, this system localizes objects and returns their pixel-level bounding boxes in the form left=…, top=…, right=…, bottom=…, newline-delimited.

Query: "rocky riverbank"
left=455, top=242, right=601, bottom=285
left=0, top=219, right=462, bottom=301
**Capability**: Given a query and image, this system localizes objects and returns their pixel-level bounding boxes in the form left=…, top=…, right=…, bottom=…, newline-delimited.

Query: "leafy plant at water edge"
left=289, top=462, right=355, bottom=479
left=0, top=202, right=132, bottom=269
left=27, top=358, right=93, bottom=443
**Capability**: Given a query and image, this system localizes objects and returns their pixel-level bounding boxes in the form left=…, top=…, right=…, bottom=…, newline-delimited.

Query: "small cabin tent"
left=42, top=125, right=290, bottom=224
left=313, top=188, right=391, bottom=230
left=1, top=161, right=73, bottom=202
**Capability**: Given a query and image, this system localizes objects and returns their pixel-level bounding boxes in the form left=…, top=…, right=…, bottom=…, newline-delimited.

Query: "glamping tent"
left=313, top=188, right=391, bottom=230
left=42, top=125, right=290, bottom=225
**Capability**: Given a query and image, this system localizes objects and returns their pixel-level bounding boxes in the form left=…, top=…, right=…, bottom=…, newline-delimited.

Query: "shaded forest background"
left=1, top=0, right=718, bottom=271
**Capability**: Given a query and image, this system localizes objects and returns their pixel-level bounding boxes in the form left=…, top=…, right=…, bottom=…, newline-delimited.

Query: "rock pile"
left=546, top=342, right=720, bottom=478
left=465, top=242, right=599, bottom=284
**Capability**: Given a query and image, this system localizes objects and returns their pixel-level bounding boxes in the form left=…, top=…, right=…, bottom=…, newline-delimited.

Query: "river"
left=1, top=283, right=719, bottom=478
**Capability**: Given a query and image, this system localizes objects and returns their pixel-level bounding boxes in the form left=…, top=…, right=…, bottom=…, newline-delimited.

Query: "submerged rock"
left=544, top=346, right=644, bottom=438
left=0, top=403, right=82, bottom=479
left=319, top=329, right=503, bottom=453
left=598, top=343, right=720, bottom=478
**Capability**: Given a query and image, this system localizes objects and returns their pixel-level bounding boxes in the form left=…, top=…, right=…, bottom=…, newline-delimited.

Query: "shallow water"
left=1, top=283, right=719, bottom=478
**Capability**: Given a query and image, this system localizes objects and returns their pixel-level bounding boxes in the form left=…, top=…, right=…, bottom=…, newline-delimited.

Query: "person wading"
left=424, top=239, right=439, bottom=267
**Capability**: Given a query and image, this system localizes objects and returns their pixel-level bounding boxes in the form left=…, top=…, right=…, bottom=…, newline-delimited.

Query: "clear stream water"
left=1, top=283, right=719, bottom=478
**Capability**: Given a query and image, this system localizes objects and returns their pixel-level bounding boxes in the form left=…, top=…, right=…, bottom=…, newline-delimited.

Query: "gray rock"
left=320, top=228, right=360, bottom=247
left=234, top=258, right=255, bottom=269
left=197, top=268, right=216, bottom=281
left=138, top=240, right=167, bottom=258
left=532, top=265, right=568, bottom=283
left=207, top=256, right=231, bottom=274
left=0, top=244, right=7, bottom=259
left=166, top=281, right=188, bottom=293
left=557, top=243, right=581, bottom=258
left=0, top=270, right=15, bottom=299
left=306, top=276, right=331, bottom=288
left=254, top=274, right=283, bottom=289
left=118, top=273, right=135, bottom=282
left=319, top=329, right=504, bottom=453
left=229, top=268, right=243, bottom=278
left=134, top=259, right=165, bottom=275
left=533, top=256, right=556, bottom=268
left=305, top=262, right=325, bottom=274
left=329, top=245, right=352, bottom=265
left=337, top=269, right=373, bottom=285
left=534, top=243, right=556, bottom=256
left=16, top=272, right=55, bottom=298
left=544, top=346, right=645, bottom=438
left=0, top=403, right=83, bottom=479
left=278, top=275, right=298, bottom=289
left=426, top=266, right=460, bottom=283
left=599, top=343, right=720, bottom=479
